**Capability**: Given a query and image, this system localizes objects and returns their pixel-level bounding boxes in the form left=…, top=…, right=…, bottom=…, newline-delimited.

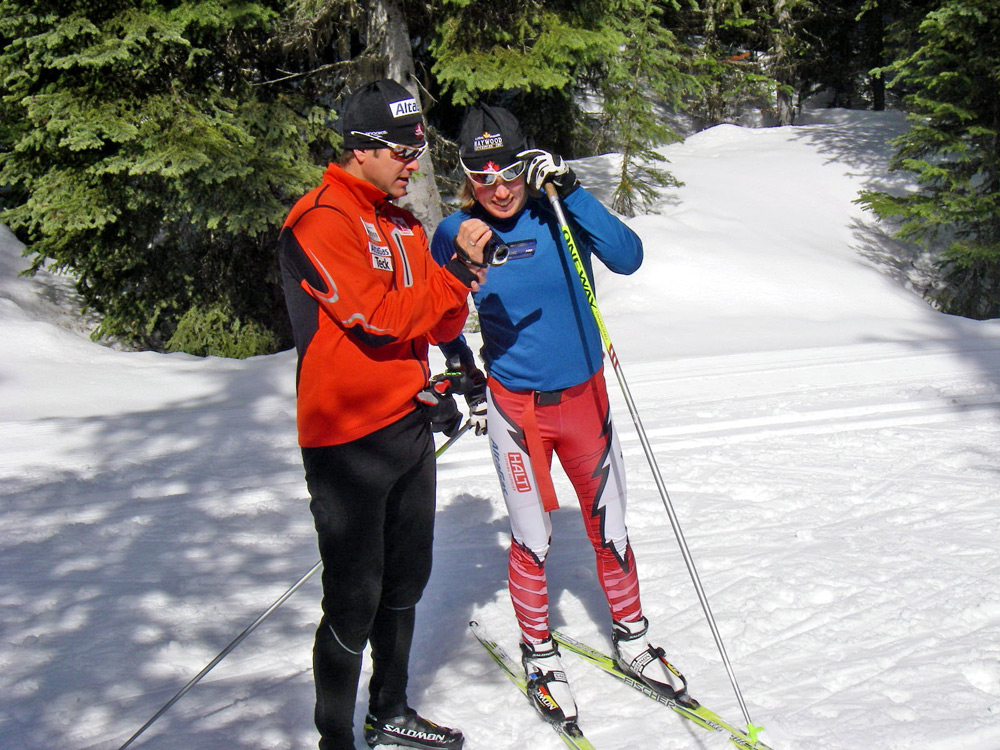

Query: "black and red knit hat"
left=458, top=104, right=527, bottom=170
left=340, top=79, right=426, bottom=149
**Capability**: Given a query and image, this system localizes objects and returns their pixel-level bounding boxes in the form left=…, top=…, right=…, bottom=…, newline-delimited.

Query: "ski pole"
left=436, top=418, right=472, bottom=456
left=118, top=418, right=471, bottom=748
left=543, top=183, right=761, bottom=739
left=117, top=560, right=322, bottom=749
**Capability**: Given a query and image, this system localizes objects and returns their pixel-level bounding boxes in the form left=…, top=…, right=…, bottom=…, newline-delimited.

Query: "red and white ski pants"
left=487, top=368, right=643, bottom=643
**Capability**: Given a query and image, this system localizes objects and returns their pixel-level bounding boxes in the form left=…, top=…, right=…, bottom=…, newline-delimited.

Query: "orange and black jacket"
left=278, top=163, right=474, bottom=447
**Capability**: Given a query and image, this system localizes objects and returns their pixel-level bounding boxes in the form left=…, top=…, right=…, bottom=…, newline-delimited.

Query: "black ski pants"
left=302, top=409, right=437, bottom=750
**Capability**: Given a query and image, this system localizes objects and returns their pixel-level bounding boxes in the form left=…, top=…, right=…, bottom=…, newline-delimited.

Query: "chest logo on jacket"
left=390, top=216, right=415, bottom=236
left=369, top=242, right=393, bottom=272
left=361, top=219, right=381, bottom=243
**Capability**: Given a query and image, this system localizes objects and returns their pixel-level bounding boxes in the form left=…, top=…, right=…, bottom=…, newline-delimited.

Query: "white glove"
left=517, top=148, right=578, bottom=197
left=468, top=398, right=487, bottom=436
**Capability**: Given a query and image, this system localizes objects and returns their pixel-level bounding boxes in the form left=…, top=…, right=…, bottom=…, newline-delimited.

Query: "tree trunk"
left=703, top=0, right=723, bottom=126
left=773, top=0, right=795, bottom=126
left=866, top=2, right=886, bottom=111
left=368, top=0, right=444, bottom=233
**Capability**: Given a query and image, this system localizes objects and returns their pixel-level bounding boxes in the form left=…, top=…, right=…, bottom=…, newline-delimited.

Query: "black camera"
left=483, top=235, right=509, bottom=266
left=456, top=233, right=510, bottom=268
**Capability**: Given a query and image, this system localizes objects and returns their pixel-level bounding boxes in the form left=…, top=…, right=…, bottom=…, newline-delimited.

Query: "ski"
left=469, top=621, right=598, bottom=750
left=551, top=629, right=773, bottom=750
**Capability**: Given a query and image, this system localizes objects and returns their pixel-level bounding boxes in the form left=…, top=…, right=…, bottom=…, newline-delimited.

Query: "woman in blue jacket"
left=432, top=104, right=693, bottom=725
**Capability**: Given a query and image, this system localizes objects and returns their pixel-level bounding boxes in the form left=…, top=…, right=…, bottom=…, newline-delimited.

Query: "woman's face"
left=472, top=174, right=528, bottom=220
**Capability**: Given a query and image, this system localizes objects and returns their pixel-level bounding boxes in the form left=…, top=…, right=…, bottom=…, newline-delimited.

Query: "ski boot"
left=520, top=637, right=578, bottom=723
left=612, top=616, right=697, bottom=707
left=364, top=709, right=464, bottom=749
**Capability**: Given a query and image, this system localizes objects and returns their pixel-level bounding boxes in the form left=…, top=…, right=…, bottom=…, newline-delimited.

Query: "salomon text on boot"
left=363, top=709, right=464, bottom=749
left=520, top=637, right=578, bottom=723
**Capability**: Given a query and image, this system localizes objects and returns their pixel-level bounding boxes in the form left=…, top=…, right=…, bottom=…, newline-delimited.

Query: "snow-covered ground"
left=2, top=107, right=999, bottom=750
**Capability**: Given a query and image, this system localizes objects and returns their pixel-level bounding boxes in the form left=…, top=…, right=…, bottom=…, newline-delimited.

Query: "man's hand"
left=452, top=219, right=493, bottom=288
left=414, top=376, right=463, bottom=437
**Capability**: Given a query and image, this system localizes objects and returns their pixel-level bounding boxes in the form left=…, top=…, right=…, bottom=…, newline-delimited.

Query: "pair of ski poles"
left=117, top=425, right=471, bottom=750
left=121, top=186, right=762, bottom=746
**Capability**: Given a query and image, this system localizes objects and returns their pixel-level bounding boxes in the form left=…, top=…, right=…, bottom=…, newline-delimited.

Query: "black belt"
left=533, top=389, right=566, bottom=406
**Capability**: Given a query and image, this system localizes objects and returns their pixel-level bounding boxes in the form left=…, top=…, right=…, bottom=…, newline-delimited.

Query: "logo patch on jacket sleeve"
left=369, top=242, right=393, bottom=271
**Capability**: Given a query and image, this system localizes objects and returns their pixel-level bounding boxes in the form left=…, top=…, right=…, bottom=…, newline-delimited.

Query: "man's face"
left=359, top=148, right=421, bottom=199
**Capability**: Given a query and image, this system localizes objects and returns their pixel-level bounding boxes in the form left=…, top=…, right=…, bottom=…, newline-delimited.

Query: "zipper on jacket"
left=375, top=201, right=414, bottom=288
left=374, top=201, right=429, bottom=384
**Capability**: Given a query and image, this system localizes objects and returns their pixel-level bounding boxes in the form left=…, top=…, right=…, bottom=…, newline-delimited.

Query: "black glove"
left=518, top=148, right=579, bottom=199
left=415, top=375, right=463, bottom=437
left=445, top=355, right=488, bottom=436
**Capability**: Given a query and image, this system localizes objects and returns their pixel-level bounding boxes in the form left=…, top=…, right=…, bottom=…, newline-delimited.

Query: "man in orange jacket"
left=278, top=79, right=487, bottom=750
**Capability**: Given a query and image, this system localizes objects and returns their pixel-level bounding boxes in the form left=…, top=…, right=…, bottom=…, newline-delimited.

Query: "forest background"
left=1, top=0, right=997, bottom=357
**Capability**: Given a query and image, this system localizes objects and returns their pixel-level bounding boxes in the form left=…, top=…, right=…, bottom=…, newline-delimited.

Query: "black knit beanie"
left=340, top=79, right=425, bottom=149
left=458, top=104, right=527, bottom=170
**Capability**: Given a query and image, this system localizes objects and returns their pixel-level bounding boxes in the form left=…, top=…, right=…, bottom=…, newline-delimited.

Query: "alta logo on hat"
left=389, top=98, right=421, bottom=118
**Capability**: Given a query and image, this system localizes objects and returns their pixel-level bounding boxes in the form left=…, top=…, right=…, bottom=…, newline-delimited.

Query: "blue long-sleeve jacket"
left=430, top=187, right=642, bottom=392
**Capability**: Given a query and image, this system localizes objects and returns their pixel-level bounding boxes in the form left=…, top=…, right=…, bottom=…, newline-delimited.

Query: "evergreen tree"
left=367, top=0, right=445, bottom=231
left=429, top=0, right=702, bottom=215
left=428, top=0, right=619, bottom=159
left=0, top=1, right=335, bottom=354
left=857, top=0, right=1000, bottom=318
left=687, top=0, right=774, bottom=128
left=859, top=0, right=888, bottom=110
left=430, top=0, right=616, bottom=106
left=798, top=0, right=933, bottom=111
left=797, top=0, right=870, bottom=108
left=599, top=0, right=695, bottom=217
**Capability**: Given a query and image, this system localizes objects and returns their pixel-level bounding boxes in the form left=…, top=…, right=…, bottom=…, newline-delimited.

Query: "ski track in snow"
left=428, top=341, right=1000, bottom=750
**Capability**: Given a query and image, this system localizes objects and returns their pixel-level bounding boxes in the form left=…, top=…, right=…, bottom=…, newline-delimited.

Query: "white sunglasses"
left=461, top=159, right=527, bottom=186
